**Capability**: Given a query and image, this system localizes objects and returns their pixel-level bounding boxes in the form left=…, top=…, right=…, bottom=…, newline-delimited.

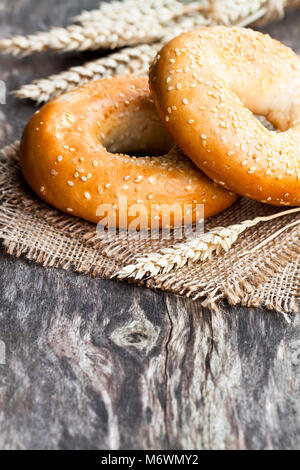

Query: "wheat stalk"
left=11, top=3, right=266, bottom=102
left=73, top=0, right=201, bottom=26
left=14, top=11, right=211, bottom=102
left=14, top=0, right=300, bottom=103
left=2, top=0, right=299, bottom=57
left=0, top=2, right=205, bottom=57
left=116, top=208, right=300, bottom=280
left=15, top=43, right=161, bottom=103
left=0, top=17, right=167, bottom=57
left=0, top=140, right=20, bottom=161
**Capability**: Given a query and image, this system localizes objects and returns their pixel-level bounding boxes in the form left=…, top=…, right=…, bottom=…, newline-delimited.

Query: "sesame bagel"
left=20, top=76, right=238, bottom=230
left=149, top=26, right=300, bottom=207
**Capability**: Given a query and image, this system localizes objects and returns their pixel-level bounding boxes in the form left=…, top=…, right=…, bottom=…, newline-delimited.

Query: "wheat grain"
left=116, top=208, right=300, bottom=280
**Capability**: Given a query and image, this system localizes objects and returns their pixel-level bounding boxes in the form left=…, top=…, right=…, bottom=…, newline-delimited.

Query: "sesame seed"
left=93, top=160, right=98, bottom=167
left=182, top=98, right=188, bottom=105
left=188, top=119, right=194, bottom=124
left=50, top=169, right=58, bottom=176
left=84, top=192, right=91, bottom=200
left=176, top=83, right=182, bottom=90
left=122, top=185, right=129, bottom=190
left=135, top=176, right=143, bottom=183
left=185, top=185, right=192, bottom=192
left=81, top=176, right=87, bottom=182
left=124, top=175, right=130, bottom=181
left=105, top=183, right=111, bottom=189
left=147, top=194, right=154, bottom=200
left=40, top=186, right=45, bottom=193
left=67, top=181, right=74, bottom=187
left=57, top=155, right=63, bottom=162
left=66, top=208, right=73, bottom=213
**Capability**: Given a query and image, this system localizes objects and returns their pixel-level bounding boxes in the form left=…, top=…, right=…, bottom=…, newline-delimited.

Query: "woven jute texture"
left=0, top=141, right=299, bottom=317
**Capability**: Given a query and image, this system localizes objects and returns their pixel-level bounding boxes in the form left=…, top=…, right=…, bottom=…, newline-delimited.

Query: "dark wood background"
left=0, top=0, right=299, bottom=450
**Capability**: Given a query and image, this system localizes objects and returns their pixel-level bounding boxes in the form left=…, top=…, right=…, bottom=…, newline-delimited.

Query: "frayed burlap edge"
left=0, top=141, right=299, bottom=318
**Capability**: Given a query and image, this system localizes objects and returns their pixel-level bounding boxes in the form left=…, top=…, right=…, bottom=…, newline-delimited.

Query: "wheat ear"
left=73, top=0, right=196, bottom=26
left=14, top=0, right=300, bottom=103
left=14, top=10, right=212, bottom=103
left=12, top=2, right=263, bottom=103
left=0, top=140, right=20, bottom=161
left=116, top=208, right=300, bottom=280
left=14, top=43, right=161, bottom=103
left=2, top=0, right=298, bottom=57
left=0, top=1, right=206, bottom=57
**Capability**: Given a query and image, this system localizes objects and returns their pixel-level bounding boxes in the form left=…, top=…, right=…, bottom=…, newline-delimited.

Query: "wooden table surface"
left=0, top=0, right=299, bottom=450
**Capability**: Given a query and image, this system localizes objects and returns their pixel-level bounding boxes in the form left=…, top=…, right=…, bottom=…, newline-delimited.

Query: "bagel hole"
left=256, top=115, right=277, bottom=132
left=100, top=97, right=173, bottom=157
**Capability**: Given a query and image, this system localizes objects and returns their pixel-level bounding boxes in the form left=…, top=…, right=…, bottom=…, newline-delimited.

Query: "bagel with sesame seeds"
left=20, top=76, right=238, bottom=230
left=149, top=26, right=300, bottom=207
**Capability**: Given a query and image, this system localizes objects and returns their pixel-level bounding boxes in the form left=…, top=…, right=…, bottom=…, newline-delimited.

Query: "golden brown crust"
left=149, top=26, right=300, bottom=207
left=20, top=76, right=238, bottom=229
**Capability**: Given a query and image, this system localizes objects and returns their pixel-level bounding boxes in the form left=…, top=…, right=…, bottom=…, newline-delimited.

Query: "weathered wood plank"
left=0, top=252, right=299, bottom=450
left=0, top=0, right=299, bottom=450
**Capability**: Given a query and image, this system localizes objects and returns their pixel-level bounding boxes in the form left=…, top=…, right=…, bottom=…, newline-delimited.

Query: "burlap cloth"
left=0, top=141, right=299, bottom=317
